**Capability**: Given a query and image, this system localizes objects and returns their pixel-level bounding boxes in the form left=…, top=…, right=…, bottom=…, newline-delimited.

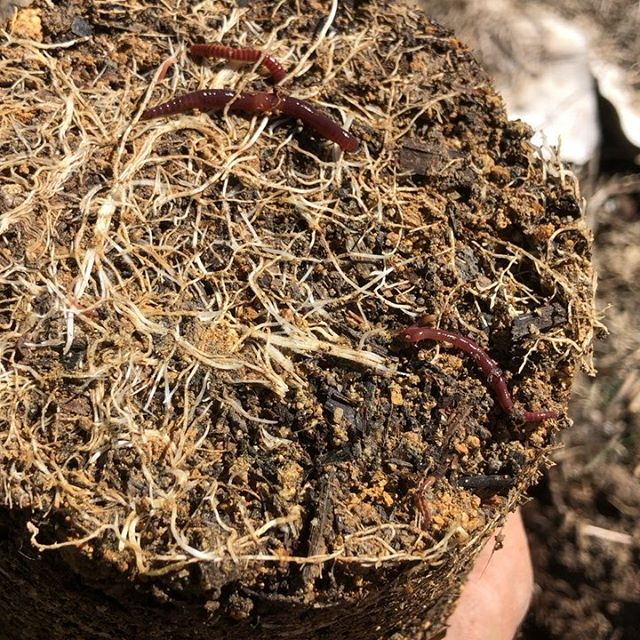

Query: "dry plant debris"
left=0, top=0, right=596, bottom=638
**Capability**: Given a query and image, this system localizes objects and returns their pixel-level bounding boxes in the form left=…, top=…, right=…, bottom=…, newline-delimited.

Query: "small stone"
left=71, top=16, right=93, bottom=37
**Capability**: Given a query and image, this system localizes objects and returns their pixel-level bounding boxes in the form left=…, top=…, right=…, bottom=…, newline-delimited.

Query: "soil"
left=520, top=179, right=640, bottom=640
left=413, top=2, right=640, bottom=637
left=0, top=1, right=595, bottom=639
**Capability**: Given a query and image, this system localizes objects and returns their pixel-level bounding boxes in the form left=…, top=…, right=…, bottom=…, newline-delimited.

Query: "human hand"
left=445, top=509, right=534, bottom=640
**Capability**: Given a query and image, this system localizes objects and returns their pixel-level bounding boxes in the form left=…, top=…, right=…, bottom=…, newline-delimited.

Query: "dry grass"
left=0, top=1, right=406, bottom=571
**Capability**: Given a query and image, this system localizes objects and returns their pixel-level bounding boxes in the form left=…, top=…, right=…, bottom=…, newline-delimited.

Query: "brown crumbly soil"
left=0, top=1, right=594, bottom=639
left=414, top=2, right=640, bottom=637
left=520, top=179, right=640, bottom=640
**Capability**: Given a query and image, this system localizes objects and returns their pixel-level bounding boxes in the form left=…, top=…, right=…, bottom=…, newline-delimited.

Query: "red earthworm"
left=141, top=89, right=278, bottom=119
left=141, top=89, right=359, bottom=152
left=280, top=96, right=359, bottom=152
left=190, top=44, right=287, bottom=85
left=398, top=325, right=558, bottom=422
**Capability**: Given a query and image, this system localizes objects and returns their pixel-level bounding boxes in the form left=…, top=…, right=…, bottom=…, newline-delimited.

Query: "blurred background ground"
left=418, top=1, right=640, bottom=638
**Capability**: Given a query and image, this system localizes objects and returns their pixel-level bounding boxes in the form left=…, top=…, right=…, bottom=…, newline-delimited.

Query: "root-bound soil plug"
left=0, top=1, right=595, bottom=639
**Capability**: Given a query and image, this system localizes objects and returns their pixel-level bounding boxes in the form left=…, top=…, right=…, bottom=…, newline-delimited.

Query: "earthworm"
left=141, top=89, right=278, bottom=119
left=141, top=89, right=359, bottom=152
left=398, top=325, right=558, bottom=422
left=190, top=44, right=287, bottom=85
left=280, top=96, right=359, bottom=152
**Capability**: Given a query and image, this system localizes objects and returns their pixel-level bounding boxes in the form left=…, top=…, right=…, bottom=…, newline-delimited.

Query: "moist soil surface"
left=0, top=1, right=594, bottom=639
left=413, top=2, right=640, bottom=637
left=518, top=3, right=640, bottom=634
left=520, top=177, right=640, bottom=640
